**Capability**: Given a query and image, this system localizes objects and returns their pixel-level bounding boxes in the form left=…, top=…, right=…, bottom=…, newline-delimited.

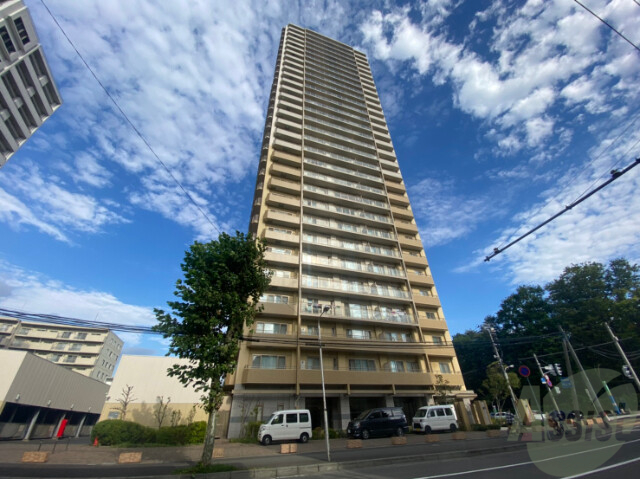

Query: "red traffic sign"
left=518, top=365, right=531, bottom=377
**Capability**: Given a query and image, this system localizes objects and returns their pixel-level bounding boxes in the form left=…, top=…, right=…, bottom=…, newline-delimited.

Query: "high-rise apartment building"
left=226, top=24, right=469, bottom=437
left=0, top=0, right=62, bottom=168
left=0, top=316, right=123, bottom=383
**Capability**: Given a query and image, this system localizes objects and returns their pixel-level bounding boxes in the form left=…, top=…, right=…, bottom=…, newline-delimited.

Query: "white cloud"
left=0, top=188, right=68, bottom=242
left=408, top=177, right=499, bottom=246
left=0, top=261, right=157, bottom=345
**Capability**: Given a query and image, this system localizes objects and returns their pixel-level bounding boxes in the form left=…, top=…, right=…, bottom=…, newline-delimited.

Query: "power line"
left=573, top=0, right=640, bottom=54
left=39, top=0, right=221, bottom=237
left=484, top=157, right=640, bottom=261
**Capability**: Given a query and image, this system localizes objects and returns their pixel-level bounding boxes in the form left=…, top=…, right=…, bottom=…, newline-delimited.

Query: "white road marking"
left=409, top=437, right=640, bottom=479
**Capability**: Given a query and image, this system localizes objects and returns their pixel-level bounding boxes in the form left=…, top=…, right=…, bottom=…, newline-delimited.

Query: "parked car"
left=532, top=410, right=546, bottom=422
left=491, top=411, right=515, bottom=424
left=347, top=407, right=408, bottom=439
left=258, top=409, right=312, bottom=445
left=412, top=405, right=458, bottom=433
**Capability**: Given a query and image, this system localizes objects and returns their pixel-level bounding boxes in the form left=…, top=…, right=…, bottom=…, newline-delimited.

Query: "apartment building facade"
left=0, top=0, right=62, bottom=168
left=226, top=25, right=470, bottom=437
left=0, top=316, right=123, bottom=383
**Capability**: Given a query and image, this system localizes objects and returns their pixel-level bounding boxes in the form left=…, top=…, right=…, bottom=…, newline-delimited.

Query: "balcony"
left=264, top=209, right=299, bottom=227
left=391, top=205, right=413, bottom=221
left=265, top=192, right=300, bottom=209
left=382, top=169, right=402, bottom=181
left=264, top=251, right=299, bottom=267
left=269, top=276, right=299, bottom=290
left=271, top=150, right=301, bottom=167
left=385, top=179, right=406, bottom=195
left=270, top=162, right=301, bottom=180
left=269, top=177, right=300, bottom=195
left=298, top=369, right=430, bottom=387
left=259, top=300, right=298, bottom=317
left=419, top=318, right=449, bottom=331
left=263, top=228, right=299, bottom=246
left=413, top=295, right=441, bottom=308
left=398, top=236, right=422, bottom=249
left=243, top=367, right=297, bottom=385
left=274, top=117, right=302, bottom=134
left=407, top=272, right=435, bottom=287
left=301, top=278, right=410, bottom=302
left=300, top=303, right=416, bottom=326
left=387, top=192, right=410, bottom=206
left=272, top=138, right=301, bottom=156
left=403, top=252, right=428, bottom=267
left=396, top=221, right=419, bottom=235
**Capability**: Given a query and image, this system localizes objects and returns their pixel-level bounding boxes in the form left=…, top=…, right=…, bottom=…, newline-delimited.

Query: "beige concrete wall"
left=100, top=401, right=208, bottom=427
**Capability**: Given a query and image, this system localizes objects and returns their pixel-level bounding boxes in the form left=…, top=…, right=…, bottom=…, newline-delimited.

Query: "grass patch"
left=174, top=463, right=237, bottom=475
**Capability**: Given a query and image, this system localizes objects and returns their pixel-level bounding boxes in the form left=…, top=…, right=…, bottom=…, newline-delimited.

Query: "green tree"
left=481, top=362, right=521, bottom=413
left=153, top=232, right=271, bottom=465
left=452, top=329, right=494, bottom=394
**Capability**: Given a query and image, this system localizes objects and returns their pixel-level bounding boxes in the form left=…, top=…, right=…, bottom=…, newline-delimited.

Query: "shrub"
left=187, top=421, right=207, bottom=444
left=312, top=427, right=345, bottom=439
left=156, top=425, right=190, bottom=445
left=91, top=420, right=153, bottom=446
left=242, top=421, right=263, bottom=441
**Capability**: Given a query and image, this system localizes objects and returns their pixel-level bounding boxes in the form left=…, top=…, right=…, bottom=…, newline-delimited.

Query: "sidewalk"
left=0, top=430, right=529, bottom=475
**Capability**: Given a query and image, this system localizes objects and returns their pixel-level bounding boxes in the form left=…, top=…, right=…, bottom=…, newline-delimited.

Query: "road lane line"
left=410, top=437, right=640, bottom=479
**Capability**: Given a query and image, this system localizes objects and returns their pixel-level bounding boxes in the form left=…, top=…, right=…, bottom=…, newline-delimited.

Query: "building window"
left=304, top=357, right=320, bottom=369
left=266, top=246, right=292, bottom=255
left=389, top=360, right=405, bottom=372
left=0, top=27, right=16, bottom=54
left=301, top=325, right=318, bottom=336
left=255, top=323, right=287, bottom=335
left=50, top=354, right=61, bottom=362
left=13, top=18, right=30, bottom=45
left=432, top=336, right=443, bottom=345
left=0, top=324, right=12, bottom=332
left=259, top=294, right=289, bottom=304
left=383, top=332, right=412, bottom=342
left=59, top=331, right=72, bottom=339
left=76, top=332, right=87, bottom=340
left=346, top=329, right=371, bottom=340
left=64, top=355, right=77, bottom=363
left=18, top=327, right=30, bottom=335
left=406, top=361, right=421, bottom=372
left=268, top=227, right=293, bottom=235
left=53, top=343, right=66, bottom=351
left=439, top=362, right=452, bottom=374
left=69, top=343, right=82, bottom=351
left=251, top=355, right=286, bottom=369
left=349, top=359, right=376, bottom=371
left=425, top=312, right=437, bottom=319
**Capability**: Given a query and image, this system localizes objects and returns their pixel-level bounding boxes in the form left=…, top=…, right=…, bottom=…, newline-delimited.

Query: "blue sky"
left=1, top=0, right=639, bottom=355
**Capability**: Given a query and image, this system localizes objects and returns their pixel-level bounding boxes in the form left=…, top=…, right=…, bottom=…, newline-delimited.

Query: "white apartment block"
left=0, top=316, right=123, bottom=383
left=0, top=0, right=62, bottom=168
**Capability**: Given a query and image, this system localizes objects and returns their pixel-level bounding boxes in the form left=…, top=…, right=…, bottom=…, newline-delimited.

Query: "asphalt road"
left=299, top=430, right=640, bottom=479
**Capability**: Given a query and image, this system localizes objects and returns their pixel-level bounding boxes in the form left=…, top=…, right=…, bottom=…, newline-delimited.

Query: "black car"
left=347, top=407, right=408, bottom=439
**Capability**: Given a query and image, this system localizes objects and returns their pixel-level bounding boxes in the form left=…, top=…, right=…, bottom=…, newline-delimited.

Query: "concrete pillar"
left=23, top=408, right=41, bottom=441
left=339, top=395, right=351, bottom=430
left=75, top=414, right=87, bottom=438
left=53, top=413, right=66, bottom=439
left=385, top=395, right=395, bottom=407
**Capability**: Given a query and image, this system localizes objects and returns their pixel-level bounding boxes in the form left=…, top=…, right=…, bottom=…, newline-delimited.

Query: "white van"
left=258, top=409, right=312, bottom=445
left=412, top=405, right=458, bottom=433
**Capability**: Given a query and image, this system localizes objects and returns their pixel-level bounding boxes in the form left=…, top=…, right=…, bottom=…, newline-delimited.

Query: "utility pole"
left=559, top=326, right=609, bottom=425
left=533, top=353, right=561, bottom=413
left=562, top=337, right=581, bottom=413
left=484, top=326, right=520, bottom=422
left=604, top=322, right=640, bottom=391
left=318, top=306, right=331, bottom=462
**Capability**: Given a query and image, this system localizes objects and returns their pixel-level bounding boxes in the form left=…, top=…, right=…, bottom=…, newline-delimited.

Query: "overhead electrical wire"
left=573, top=0, right=640, bottom=54
left=484, top=157, right=640, bottom=261
left=39, top=0, right=221, bottom=237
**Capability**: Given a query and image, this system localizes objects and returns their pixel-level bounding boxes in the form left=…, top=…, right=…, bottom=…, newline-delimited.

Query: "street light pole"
left=318, top=306, right=331, bottom=462
left=484, top=326, right=520, bottom=423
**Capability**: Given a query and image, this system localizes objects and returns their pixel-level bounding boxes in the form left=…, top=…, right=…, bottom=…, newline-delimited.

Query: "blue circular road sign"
left=518, top=365, right=531, bottom=377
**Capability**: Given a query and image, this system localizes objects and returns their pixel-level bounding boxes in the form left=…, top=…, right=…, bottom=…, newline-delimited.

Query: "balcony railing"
left=304, top=145, right=379, bottom=172
left=301, top=276, right=409, bottom=299
left=304, top=134, right=378, bottom=161
left=304, top=115, right=373, bottom=141
left=303, top=233, right=401, bottom=258
left=304, top=157, right=382, bottom=183
left=304, top=106, right=371, bottom=133
left=303, top=170, right=384, bottom=196
left=303, top=215, right=395, bottom=241
left=303, top=198, right=391, bottom=224
left=301, top=302, right=415, bottom=324
left=304, top=124, right=375, bottom=153
left=303, top=183, right=388, bottom=209
left=302, top=255, right=405, bottom=277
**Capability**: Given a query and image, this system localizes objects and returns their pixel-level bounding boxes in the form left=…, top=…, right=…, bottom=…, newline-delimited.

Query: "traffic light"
left=622, top=365, right=634, bottom=379
left=554, top=363, right=563, bottom=376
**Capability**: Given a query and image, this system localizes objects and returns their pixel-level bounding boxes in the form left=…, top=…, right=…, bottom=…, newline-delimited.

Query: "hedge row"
left=91, top=420, right=207, bottom=446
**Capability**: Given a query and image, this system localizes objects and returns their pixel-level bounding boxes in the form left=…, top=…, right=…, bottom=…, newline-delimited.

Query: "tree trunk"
left=200, top=409, right=217, bottom=465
